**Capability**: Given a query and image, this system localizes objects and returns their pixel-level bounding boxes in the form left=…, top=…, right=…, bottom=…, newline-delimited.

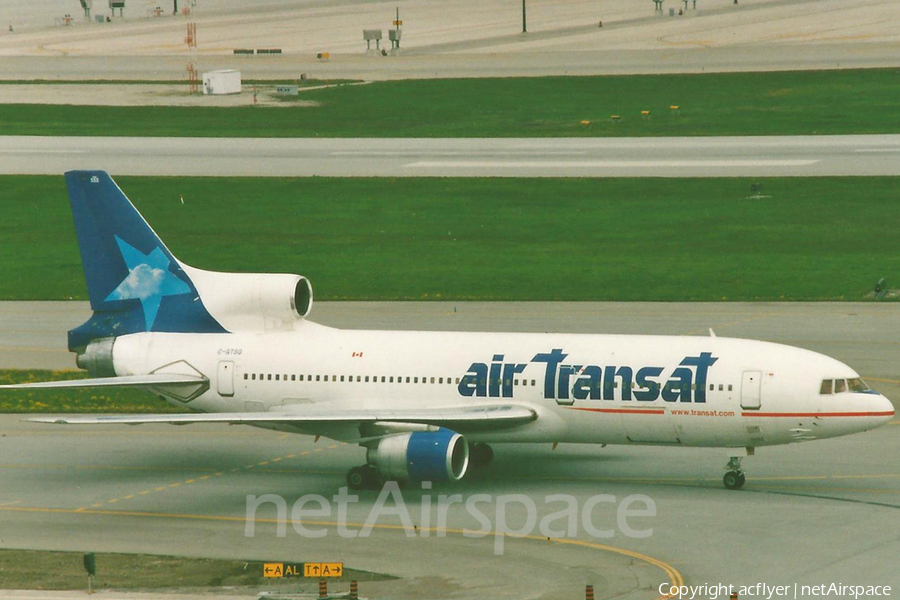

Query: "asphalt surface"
left=4, top=135, right=900, bottom=178
left=3, top=42, right=900, bottom=81
left=0, top=301, right=898, bottom=598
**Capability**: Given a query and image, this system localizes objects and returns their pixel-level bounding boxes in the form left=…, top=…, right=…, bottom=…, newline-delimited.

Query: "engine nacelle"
left=183, top=265, right=313, bottom=331
left=367, top=429, right=469, bottom=482
left=76, top=337, right=116, bottom=377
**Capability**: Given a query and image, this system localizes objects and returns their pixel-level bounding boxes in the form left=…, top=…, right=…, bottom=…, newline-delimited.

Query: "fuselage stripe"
left=567, top=407, right=666, bottom=415
left=741, top=411, right=894, bottom=418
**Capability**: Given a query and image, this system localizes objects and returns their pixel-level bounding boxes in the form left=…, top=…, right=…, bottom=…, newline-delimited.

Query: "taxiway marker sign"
left=305, top=562, right=343, bottom=578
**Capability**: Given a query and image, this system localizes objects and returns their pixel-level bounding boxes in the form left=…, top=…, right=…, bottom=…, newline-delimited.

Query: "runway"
left=0, top=301, right=898, bottom=598
left=4, top=135, right=900, bottom=177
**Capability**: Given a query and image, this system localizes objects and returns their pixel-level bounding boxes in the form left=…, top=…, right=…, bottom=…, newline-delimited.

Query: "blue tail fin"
left=66, top=171, right=226, bottom=350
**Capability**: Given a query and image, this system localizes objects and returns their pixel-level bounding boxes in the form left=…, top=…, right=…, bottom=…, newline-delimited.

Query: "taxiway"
left=3, top=135, right=900, bottom=178
left=0, top=302, right=898, bottom=597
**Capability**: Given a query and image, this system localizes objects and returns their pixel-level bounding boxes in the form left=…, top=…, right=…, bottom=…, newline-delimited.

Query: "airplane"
left=1, top=170, right=893, bottom=490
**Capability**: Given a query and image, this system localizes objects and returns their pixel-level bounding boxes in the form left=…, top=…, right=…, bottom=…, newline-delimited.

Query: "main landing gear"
left=468, top=442, right=494, bottom=469
left=347, top=464, right=381, bottom=490
left=723, top=456, right=746, bottom=490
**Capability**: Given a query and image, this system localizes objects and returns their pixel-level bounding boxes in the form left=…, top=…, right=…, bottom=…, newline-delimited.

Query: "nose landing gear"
left=723, top=455, right=746, bottom=489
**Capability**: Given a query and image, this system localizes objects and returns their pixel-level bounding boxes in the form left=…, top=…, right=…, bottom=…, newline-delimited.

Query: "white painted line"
left=852, top=148, right=900, bottom=153
left=333, top=150, right=588, bottom=157
left=405, top=159, right=820, bottom=169
left=0, top=150, right=85, bottom=154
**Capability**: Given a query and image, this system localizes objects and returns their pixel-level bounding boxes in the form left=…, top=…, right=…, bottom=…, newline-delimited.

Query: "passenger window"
left=709, top=384, right=714, bottom=391
left=275, top=375, right=280, bottom=381
left=718, top=384, right=723, bottom=391
left=299, top=375, right=304, bottom=381
left=365, top=376, right=369, bottom=383
left=315, top=375, right=320, bottom=382
left=381, top=376, right=386, bottom=383
left=728, top=384, right=733, bottom=391
left=291, top=375, right=296, bottom=381
left=268, top=374, right=272, bottom=381
left=834, top=379, right=847, bottom=393
left=430, top=377, right=435, bottom=384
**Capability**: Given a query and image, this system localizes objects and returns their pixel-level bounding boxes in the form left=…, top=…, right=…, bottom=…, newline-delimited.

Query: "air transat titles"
left=458, top=350, right=718, bottom=405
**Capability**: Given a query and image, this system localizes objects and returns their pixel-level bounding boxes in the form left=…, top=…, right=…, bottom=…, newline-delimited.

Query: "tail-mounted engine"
left=183, top=267, right=313, bottom=331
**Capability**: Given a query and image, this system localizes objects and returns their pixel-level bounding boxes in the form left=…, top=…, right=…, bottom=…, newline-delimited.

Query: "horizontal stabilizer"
left=24, top=403, right=536, bottom=430
left=0, top=374, right=207, bottom=390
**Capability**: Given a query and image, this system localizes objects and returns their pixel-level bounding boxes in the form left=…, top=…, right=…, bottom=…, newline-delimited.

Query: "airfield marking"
left=865, top=377, right=900, bottom=385
left=60, top=444, right=352, bottom=509
left=332, top=150, right=589, bottom=157
left=501, top=472, right=900, bottom=495
left=0, top=503, right=683, bottom=598
left=404, top=159, right=820, bottom=169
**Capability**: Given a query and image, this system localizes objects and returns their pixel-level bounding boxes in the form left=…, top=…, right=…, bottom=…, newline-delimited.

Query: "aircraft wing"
left=23, top=403, right=536, bottom=431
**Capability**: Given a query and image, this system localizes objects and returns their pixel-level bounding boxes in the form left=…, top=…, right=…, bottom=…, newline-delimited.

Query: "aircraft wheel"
left=347, top=466, right=367, bottom=490
left=362, top=465, right=383, bottom=489
left=723, top=470, right=744, bottom=490
left=470, top=443, right=494, bottom=468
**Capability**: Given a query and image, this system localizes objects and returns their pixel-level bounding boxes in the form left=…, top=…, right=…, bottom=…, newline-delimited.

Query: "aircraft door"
left=741, top=370, right=761, bottom=410
left=217, top=361, right=235, bottom=397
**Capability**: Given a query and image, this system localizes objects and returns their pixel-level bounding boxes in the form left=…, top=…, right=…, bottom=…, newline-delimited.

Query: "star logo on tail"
left=105, top=236, right=191, bottom=330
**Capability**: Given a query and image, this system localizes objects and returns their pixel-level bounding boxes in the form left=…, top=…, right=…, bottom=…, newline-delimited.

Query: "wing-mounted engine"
left=364, top=428, right=470, bottom=484
left=182, top=266, right=313, bottom=331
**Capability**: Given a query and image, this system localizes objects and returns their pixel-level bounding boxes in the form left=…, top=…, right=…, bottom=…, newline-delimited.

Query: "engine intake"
left=367, top=429, right=469, bottom=482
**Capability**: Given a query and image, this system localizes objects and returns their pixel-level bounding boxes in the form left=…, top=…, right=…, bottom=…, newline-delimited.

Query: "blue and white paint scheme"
left=4, top=171, right=894, bottom=490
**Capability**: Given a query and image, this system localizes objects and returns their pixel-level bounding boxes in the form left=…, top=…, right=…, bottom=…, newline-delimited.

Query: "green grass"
left=2, top=69, right=900, bottom=137
left=1, top=175, right=898, bottom=302
left=0, top=370, right=187, bottom=413
left=0, top=549, right=391, bottom=590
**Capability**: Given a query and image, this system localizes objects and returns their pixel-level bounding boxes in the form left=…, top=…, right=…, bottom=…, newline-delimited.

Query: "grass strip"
left=0, top=549, right=391, bottom=590
left=1, top=69, right=900, bottom=137
left=1, top=175, right=898, bottom=302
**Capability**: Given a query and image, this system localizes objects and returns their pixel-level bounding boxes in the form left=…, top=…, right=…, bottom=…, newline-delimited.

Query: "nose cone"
left=874, top=393, right=895, bottom=427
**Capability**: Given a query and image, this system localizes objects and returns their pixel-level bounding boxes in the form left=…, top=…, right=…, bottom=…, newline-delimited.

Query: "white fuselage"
left=109, top=320, right=894, bottom=449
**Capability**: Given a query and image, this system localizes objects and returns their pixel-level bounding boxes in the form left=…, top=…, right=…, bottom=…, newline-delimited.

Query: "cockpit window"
left=848, top=378, right=871, bottom=393
left=821, top=377, right=872, bottom=395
